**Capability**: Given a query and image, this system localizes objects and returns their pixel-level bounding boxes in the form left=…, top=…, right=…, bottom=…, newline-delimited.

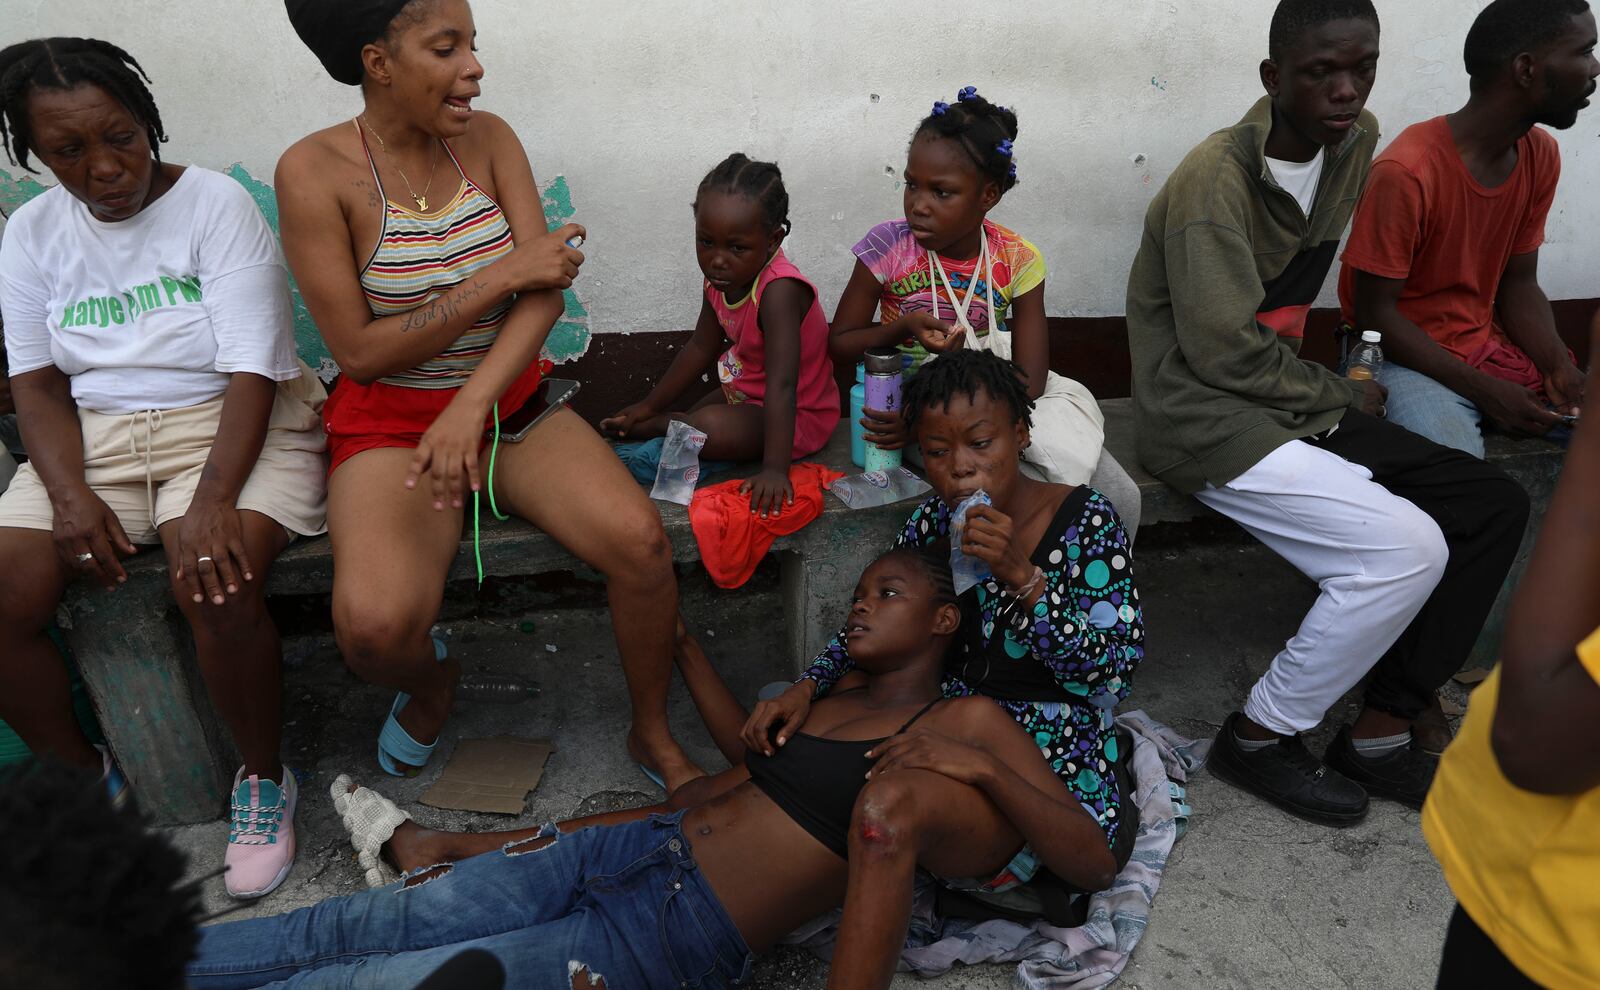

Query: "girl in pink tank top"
left=602, top=154, right=840, bottom=515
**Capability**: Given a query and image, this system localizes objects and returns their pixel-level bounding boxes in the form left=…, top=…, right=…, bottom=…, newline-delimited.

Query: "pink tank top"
left=706, top=249, right=839, bottom=455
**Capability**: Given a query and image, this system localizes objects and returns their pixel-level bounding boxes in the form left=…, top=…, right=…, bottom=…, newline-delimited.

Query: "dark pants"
left=1436, top=905, right=1544, bottom=989
left=1308, top=410, right=1529, bottom=719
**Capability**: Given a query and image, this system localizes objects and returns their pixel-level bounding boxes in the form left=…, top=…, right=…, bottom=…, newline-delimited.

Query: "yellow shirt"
left=1422, top=628, right=1600, bottom=990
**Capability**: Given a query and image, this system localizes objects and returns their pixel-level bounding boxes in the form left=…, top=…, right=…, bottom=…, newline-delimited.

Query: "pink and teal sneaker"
left=225, top=765, right=297, bottom=899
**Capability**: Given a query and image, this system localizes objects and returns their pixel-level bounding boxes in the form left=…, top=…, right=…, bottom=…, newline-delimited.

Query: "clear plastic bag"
left=950, top=489, right=993, bottom=595
left=827, top=467, right=932, bottom=510
left=651, top=419, right=708, bottom=505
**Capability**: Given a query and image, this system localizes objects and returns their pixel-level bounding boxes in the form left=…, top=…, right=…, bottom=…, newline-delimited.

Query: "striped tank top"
left=357, top=119, right=515, bottom=389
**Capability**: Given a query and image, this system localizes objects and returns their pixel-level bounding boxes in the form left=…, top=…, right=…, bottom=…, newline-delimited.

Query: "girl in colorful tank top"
left=278, top=0, right=706, bottom=794
left=601, top=154, right=839, bottom=516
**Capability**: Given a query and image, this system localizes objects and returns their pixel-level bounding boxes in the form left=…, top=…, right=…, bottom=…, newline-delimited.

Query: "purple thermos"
left=863, top=347, right=903, bottom=471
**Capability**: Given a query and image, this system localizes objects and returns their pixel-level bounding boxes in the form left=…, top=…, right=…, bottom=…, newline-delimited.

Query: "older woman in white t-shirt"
left=0, top=38, right=326, bottom=900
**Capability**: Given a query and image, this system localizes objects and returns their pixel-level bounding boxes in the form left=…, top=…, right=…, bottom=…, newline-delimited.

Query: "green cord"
left=473, top=401, right=512, bottom=587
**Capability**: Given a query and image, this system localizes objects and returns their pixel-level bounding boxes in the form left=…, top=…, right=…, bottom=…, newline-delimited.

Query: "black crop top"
left=744, top=694, right=941, bottom=859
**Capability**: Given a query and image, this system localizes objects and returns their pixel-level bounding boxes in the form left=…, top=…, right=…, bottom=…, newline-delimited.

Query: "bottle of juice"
left=1348, top=330, right=1384, bottom=382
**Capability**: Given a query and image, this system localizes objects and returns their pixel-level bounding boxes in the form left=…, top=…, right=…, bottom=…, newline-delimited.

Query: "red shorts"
left=323, top=362, right=544, bottom=476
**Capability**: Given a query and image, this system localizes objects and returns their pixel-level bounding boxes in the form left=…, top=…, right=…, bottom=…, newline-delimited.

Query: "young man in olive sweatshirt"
left=1126, top=0, right=1529, bottom=826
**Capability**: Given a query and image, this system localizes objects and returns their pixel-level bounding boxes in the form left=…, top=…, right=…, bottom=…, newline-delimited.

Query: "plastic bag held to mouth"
left=949, top=490, right=993, bottom=595
left=651, top=420, right=708, bottom=506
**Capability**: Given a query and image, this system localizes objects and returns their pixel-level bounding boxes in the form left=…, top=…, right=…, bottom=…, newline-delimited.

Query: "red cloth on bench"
left=689, top=463, right=845, bottom=589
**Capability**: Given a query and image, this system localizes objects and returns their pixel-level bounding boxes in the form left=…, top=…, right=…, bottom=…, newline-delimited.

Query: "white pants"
left=1195, top=439, right=1448, bottom=734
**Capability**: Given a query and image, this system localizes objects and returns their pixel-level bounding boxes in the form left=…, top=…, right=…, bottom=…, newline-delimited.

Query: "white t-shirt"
left=0, top=166, right=300, bottom=415
left=1266, top=148, right=1325, bottom=217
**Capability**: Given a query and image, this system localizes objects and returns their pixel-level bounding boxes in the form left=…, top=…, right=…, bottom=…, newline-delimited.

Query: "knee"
left=172, top=583, right=270, bottom=644
left=848, top=774, right=924, bottom=857
left=334, top=604, right=431, bottom=678
left=603, top=512, right=673, bottom=584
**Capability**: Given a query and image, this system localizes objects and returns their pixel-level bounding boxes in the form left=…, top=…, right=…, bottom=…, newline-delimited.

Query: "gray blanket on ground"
left=787, top=710, right=1206, bottom=988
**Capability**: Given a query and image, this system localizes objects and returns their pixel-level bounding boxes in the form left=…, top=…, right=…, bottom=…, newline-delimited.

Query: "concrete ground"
left=165, top=530, right=1465, bottom=988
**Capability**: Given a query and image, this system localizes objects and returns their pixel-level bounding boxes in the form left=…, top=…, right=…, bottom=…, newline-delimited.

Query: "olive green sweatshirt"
left=1125, top=96, right=1380, bottom=494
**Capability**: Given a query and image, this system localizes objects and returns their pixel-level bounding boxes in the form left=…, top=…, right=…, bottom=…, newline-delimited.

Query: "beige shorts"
left=0, top=370, right=330, bottom=544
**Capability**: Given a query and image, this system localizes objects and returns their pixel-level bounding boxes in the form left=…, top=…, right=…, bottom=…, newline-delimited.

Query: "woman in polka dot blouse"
left=745, top=350, right=1144, bottom=857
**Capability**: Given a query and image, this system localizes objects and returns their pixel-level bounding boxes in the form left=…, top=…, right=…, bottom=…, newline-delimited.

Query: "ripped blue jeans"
left=185, top=812, right=753, bottom=989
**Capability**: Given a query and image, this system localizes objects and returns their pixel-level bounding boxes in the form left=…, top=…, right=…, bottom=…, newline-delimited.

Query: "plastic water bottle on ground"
left=950, top=490, right=994, bottom=595
left=827, top=467, right=932, bottom=509
left=457, top=672, right=541, bottom=703
left=1348, top=330, right=1384, bottom=383
left=651, top=419, right=708, bottom=505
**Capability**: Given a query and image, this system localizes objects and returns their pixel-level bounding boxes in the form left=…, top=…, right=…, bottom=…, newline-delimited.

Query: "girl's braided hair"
left=912, top=86, right=1021, bottom=192
left=693, top=152, right=791, bottom=234
left=0, top=37, right=166, bottom=174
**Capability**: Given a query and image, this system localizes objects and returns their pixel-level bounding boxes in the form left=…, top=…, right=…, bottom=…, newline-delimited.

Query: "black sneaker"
left=1324, top=726, right=1439, bottom=810
left=1209, top=712, right=1369, bottom=827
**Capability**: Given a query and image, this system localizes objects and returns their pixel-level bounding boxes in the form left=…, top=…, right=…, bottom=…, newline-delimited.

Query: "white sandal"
left=330, top=773, right=411, bottom=888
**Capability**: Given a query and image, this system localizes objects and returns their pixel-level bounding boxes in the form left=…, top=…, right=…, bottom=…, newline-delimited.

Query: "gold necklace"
left=360, top=115, right=440, bottom=212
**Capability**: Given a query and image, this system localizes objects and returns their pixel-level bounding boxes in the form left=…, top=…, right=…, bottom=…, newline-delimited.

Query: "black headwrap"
left=284, top=0, right=416, bottom=86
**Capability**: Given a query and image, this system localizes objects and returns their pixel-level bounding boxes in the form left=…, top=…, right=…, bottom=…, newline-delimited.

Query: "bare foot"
left=391, top=657, right=461, bottom=774
left=627, top=730, right=704, bottom=793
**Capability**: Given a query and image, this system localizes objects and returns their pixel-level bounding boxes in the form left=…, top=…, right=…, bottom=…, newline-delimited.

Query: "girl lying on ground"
left=184, top=548, right=1119, bottom=990
left=601, top=153, right=840, bottom=517
left=749, top=349, right=1145, bottom=869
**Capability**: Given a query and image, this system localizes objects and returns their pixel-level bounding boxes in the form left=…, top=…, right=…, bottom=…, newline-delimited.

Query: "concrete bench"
left=59, top=425, right=907, bottom=825
left=60, top=402, right=1564, bottom=826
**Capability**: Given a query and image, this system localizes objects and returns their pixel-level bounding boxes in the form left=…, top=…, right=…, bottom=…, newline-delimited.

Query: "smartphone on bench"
left=487, top=378, right=581, bottom=443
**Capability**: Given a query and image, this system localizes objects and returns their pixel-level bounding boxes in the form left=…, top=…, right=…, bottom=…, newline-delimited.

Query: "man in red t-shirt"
left=1339, top=0, right=1597, bottom=458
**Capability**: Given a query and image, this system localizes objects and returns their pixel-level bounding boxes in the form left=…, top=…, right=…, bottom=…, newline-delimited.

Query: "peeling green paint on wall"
left=0, top=168, right=49, bottom=218
left=540, top=175, right=592, bottom=362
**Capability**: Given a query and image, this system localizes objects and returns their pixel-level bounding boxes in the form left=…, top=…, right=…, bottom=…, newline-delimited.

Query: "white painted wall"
left=6, top=0, right=1597, bottom=353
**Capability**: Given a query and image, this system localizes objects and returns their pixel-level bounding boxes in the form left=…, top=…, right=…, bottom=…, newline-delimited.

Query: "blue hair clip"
left=931, top=100, right=949, bottom=116
left=1008, top=162, right=1019, bottom=181
left=957, top=85, right=979, bottom=102
left=995, top=138, right=1014, bottom=158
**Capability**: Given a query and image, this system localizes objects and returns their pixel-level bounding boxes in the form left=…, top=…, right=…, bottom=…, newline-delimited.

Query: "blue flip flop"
left=638, top=762, right=667, bottom=791
left=377, top=636, right=449, bottom=777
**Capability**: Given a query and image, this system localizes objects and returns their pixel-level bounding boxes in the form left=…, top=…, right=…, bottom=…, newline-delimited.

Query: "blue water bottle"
left=849, top=363, right=867, bottom=468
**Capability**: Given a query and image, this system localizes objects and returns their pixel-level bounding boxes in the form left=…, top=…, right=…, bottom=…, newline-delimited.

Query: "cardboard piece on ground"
left=1452, top=668, right=1491, bottom=687
left=420, top=736, right=554, bottom=815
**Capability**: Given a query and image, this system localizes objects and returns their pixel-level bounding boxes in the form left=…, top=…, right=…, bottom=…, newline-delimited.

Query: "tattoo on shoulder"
left=351, top=179, right=380, bottom=208
left=401, top=279, right=490, bottom=333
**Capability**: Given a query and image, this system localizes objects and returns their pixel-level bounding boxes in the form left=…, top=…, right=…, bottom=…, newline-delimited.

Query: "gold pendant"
left=415, top=196, right=428, bottom=212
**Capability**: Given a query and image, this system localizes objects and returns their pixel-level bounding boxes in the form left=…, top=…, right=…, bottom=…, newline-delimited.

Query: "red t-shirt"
left=1338, top=117, right=1560, bottom=378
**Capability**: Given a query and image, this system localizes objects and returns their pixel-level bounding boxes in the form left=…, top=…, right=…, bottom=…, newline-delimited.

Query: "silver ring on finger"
left=75, top=551, right=94, bottom=563
left=196, top=555, right=215, bottom=564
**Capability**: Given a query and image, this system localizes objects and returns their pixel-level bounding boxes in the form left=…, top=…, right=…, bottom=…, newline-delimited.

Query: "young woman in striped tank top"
left=279, top=0, right=703, bottom=789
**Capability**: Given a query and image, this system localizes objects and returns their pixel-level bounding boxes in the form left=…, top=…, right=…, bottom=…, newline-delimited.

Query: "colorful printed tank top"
left=356, top=119, right=515, bottom=389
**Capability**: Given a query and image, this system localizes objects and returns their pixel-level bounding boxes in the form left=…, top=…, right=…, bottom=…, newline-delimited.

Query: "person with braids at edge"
left=829, top=88, right=1145, bottom=536
left=1340, top=0, right=1597, bottom=457
left=0, top=37, right=328, bottom=899
left=1125, top=0, right=1528, bottom=826
left=277, top=0, right=703, bottom=790
left=747, top=349, right=1144, bottom=933
left=601, top=154, right=839, bottom=517
left=184, top=547, right=1120, bottom=989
